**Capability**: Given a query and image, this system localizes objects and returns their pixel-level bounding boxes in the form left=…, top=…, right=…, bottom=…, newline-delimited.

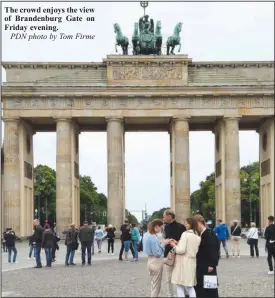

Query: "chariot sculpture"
left=114, top=2, right=182, bottom=56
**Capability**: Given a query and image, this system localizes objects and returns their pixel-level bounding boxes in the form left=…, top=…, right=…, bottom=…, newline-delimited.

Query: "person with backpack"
left=194, top=215, right=220, bottom=298
left=230, top=220, right=242, bottom=258
left=105, top=224, right=116, bottom=255
left=78, top=221, right=94, bottom=266
left=4, top=228, right=18, bottom=264
left=119, top=219, right=135, bottom=260
left=265, top=215, right=275, bottom=275
left=64, top=223, right=79, bottom=266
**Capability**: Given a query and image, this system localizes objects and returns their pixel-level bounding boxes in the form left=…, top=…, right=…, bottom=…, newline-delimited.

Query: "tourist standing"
left=213, top=219, right=229, bottom=258
left=106, top=224, right=116, bottom=255
left=42, top=224, right=54, bottom=267
left=33, top=219, right=44, bottom=268
left=247, top=222, right=259, bottom=258
left=171, top=217, right=201, bottom=297
left=4, top=228, right=17, bottom=264
left=52, top=232, right=60, bottom=262
left=65, top=223, right=79, bottom=266
left=79, top=221, right=94, bottom=266
left=2, top=229, right=8, bottom=252
left=122, top=224, right=132, bottom=262
left=264, top=215, right=275, bottom=275
left=143, top=219, right=169, bottom=297
left=131, top=223, right=140, bottom=261
left=28, top=230, right=36, bottom=259
left=163, top=209, right=186, bottom=297
left=94, top=226, right=104, bottom=253
left=119, top=219, right=135, bottom=260
left=230, top=220, right=242, bottom=258
left=194, top=215, right=219, bottom=298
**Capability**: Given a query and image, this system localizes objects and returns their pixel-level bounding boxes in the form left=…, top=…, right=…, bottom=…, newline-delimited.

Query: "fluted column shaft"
left=224, top=117, right=241, bottom=224
left=107, top=117, right=124, bottom=230
left=173, top=117, right=190, bottom=223
left=3, top=118, right=20, bottom=234
left=56, top=118, right=72, bottom=233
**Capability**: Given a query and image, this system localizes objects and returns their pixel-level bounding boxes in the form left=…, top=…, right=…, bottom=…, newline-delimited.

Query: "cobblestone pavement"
left=2, top=238, right=274, bottom=297
left=1, top=237, right=267, bottom=272
left=2, top=256, right=274, bottom=297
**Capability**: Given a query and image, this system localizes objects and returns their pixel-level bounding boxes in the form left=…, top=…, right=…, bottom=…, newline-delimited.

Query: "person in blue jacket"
left=131, top=223, right=140, bottom=261
left=214, top=219, right=229, bottom=258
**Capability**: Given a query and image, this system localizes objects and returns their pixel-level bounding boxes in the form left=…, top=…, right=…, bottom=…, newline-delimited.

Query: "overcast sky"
left=1, top=2, right=274, bottom=219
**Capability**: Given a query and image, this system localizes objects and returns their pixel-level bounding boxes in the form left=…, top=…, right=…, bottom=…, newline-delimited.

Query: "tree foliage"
left=34, top=165, right=138, bottom=226
left=150, top=162, right=260, bottom=227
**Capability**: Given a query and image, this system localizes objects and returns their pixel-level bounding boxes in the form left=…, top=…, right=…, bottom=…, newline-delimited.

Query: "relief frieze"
left=3, top=96, right=274, bottom=110
left=112, top=66, right=182, bottom=80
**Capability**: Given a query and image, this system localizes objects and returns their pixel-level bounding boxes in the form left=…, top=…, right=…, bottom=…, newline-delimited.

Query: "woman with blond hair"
left=170, top=217, right=201, bottom=297
left=230, top=220, right=242, bottom=258
left=143, top=219, right=170, bottom=297
left=247, top=222, right=259, bottom=258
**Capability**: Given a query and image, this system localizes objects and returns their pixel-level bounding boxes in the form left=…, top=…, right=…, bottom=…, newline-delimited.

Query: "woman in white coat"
left=170, top=217, right=201, bottom=297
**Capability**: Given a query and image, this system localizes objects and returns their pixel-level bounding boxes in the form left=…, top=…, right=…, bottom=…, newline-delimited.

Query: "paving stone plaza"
left=2, top=238, right=274, bottom=297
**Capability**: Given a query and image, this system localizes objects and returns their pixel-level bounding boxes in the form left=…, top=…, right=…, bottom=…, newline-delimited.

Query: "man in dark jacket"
left=119, top=219, right=135, bottom=260
left=194, top=214, right=219, bottom=298
left=163, top=209, right=186, bottom=297
left=42, top=224, right=55, bottom=267
left=65, top=223, right=79, bottom=266
left=4, top=228, right=17, bottom=263
left=265, top=215, right=275, bottom=274
left=79, top=221, right=94, bottom=266
left=33, top=219, right=44, bottom=268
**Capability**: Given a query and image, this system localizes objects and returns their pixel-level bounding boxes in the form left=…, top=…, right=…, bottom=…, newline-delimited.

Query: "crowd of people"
left=2, top=213, right=275, bottom=297
left=143, top=210, right=275, bottom=297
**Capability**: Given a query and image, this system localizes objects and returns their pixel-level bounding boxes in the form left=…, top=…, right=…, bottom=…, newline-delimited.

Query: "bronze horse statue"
left=114, top=23, right=129, bottom=55
left=166, top=22, right=182, bottom=55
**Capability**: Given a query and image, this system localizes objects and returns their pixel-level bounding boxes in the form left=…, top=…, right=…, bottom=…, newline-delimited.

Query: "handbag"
left=204, top=275, right=218, bottom=289
left=247, top=229, right=256, bottom=245
left=164, top=250, right=176, bottom=266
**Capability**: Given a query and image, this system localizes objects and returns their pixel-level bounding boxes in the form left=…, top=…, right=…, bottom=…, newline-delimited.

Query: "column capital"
left=106, top=116, right=124, bottom=123
left=2, top=117, right=20, bottom=123
left=54, top=117, right=72, bottom=123
left=172, top=116, right=191, bottom=122
left=223, top=116, right=241, bottom=121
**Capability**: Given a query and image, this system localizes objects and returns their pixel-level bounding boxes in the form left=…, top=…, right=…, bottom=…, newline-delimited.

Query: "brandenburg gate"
left=1, top=9, right=274, bottom=236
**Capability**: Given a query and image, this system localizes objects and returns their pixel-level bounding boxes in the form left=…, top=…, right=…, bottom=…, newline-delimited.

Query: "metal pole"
left=46, top=197, right=48, bottom=220
left=249, top=180, right=252, bottom=223
left=38, top=195, right=40, bottom=220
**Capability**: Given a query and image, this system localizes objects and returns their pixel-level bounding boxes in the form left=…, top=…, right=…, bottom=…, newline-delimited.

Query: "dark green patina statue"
left=166, top=22, right=182, bottom=55
left=114, top=23, right=129, bottom=55
left=114, top=2, right=182, bottom=56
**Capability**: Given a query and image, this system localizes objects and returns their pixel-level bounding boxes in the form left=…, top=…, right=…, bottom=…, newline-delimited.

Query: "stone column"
left=3, top=118, right=21, bottom=235
left=224, top=117, right=241, bottom=225
left=213, top=121, right=226, bottom=223
left=258, top=118, right=274, bottom=230
left=56, top=118, right=73, bottom=234
left=71, top=123, right=80, bottom=227
left=106, top=117, right=124, bottom=231
left=172, top=117, right=191, bottom=223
